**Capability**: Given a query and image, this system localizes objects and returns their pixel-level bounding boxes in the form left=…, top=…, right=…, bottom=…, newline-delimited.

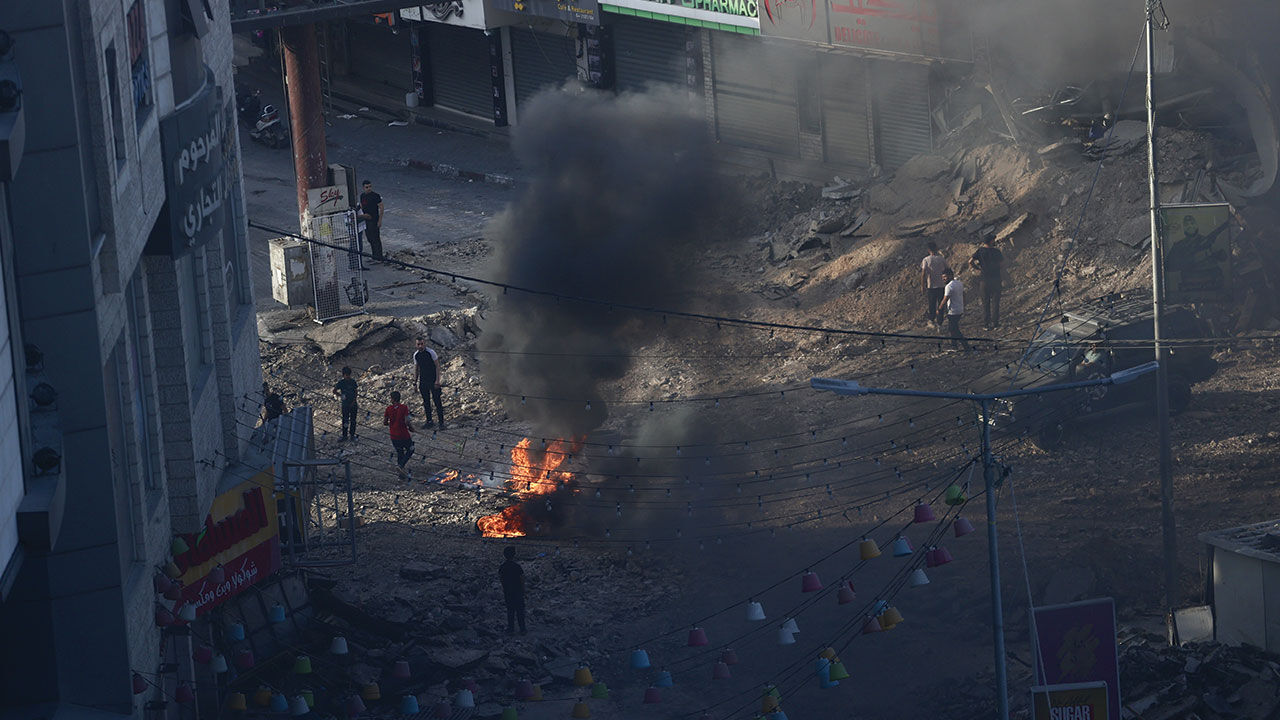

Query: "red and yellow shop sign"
left=177, top=471, right=281, bottom=616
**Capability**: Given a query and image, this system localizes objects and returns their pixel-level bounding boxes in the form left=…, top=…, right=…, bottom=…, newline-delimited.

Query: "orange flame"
left=477, top=437, right=584, bottom=538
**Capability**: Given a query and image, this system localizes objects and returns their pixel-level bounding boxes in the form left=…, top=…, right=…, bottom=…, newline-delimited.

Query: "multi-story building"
left=0, top=0, right=263, bottom=716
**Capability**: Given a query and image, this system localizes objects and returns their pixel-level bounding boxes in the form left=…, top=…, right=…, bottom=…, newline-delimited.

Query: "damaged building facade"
left=0, top=0, right=267, bottom=716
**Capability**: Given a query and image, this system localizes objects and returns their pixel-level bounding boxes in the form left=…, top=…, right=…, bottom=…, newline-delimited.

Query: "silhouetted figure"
left=499, top=546, right=526, bottom=634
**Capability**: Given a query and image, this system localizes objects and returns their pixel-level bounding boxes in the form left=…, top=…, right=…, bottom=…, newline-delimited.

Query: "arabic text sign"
left=492, top=0, right=600, bottom=24
left=159, top=70, right=229, bottom=253
left=1160, top=202, right=1232, bottom=304
left=1033, top=599, right=1121, bottom=720
left=1031, top=683, right=1109, bottom=720
left=177, top=472, right=282, bottom=617
left=828, top=0, right=939, bottom=56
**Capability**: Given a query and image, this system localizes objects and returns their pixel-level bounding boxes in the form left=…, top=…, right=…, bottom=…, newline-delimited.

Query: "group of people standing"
left=329, top=336, right=448, bottom=479
left=919, top=234, right=1006, bottom=350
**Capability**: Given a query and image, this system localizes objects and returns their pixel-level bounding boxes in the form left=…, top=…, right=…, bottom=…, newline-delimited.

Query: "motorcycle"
left=248, top=104, right=289, bottom=149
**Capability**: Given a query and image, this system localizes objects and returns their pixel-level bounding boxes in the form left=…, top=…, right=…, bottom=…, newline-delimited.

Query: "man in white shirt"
left=938, top=269, right=971, bottom=351
left=920, top=241, right=949, bottom=325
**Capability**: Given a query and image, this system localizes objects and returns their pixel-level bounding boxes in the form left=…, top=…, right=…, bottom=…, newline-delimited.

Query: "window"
left=126, top=279, right=161, bottom=498
left=105, top=44, right=126, bottom=167
left=127, top=0, right=153, bottom=124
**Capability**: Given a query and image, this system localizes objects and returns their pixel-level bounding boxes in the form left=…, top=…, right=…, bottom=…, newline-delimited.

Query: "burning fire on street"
left=475, top=437, right=585, bottom=538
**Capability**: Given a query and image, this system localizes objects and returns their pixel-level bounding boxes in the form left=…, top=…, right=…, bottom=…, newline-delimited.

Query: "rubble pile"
left=1118, top=633, right=1280, bottom=720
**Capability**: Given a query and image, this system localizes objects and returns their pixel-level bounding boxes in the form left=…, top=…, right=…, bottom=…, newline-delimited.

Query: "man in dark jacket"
left=499, top=546, right=526, bottom=634
left=968, top=234, right=1005, bottom=329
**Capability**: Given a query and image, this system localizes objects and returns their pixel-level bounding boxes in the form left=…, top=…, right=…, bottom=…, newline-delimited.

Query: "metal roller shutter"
left=347, top=21, right=413, bottom=93
left=820, top=54, right=871, bottom=170
left=873, top=61, right=933, bottom=170
left=711, top=33, right=799, bottom=157
left=427, top=24, right=493, bottom=118
left=510, top=28, right=578, bottom=110
left=613, top=15, right=689, bottom=94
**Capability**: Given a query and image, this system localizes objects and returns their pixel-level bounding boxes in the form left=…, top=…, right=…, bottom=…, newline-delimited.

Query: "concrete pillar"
left=280, top=23, right=327, bottom=226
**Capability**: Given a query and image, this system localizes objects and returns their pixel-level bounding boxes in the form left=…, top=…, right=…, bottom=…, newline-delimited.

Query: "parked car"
left=979, top=292, right=1218, bottom=449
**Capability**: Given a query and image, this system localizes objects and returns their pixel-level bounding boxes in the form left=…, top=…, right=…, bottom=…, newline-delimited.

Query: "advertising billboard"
left=1032, top=682, right=1110, bottom=720
left=1160, top=202, right=1232, bottom=304
left=1033, top=598, right=1121, bottom=720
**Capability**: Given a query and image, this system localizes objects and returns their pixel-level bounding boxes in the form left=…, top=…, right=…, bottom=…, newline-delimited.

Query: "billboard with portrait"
left=1160, top=203, right=1232, bottom=304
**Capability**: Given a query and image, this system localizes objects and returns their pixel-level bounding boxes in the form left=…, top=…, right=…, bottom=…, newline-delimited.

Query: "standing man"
left=332, top=366, right=359, bottom=440
left=920, top=241, right=949, bottom=325
left=359, top=180, right=384, bottom=262
left=413, top=337, right=446, bottom=430
left=968, top=234, right=1005, bottom=329
left=383, top=390, right=414, bottom=478
left=499, top=546, right=527, bottom=635
left=938, top=269, right=971, bottom=351
left=260, top=382, right=287, bottom=425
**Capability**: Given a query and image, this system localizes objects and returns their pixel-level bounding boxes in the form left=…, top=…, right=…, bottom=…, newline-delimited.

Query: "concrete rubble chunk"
left=427, top=646, right=489, bottom=672
left=822, top=176, right=861, bottom=200
left=994, top=212, right=1034, bottom=245
left=400, top=561, right=447, bottom=581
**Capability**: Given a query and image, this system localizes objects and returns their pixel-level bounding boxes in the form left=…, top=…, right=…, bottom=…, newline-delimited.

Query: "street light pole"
left=812, top=360, right=1157, bottom=720
left=1145, top=0, right=1178, bottom=623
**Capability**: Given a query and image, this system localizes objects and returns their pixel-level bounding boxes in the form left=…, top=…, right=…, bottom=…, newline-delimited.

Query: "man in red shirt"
left=383, top=391, right=415, bottom=478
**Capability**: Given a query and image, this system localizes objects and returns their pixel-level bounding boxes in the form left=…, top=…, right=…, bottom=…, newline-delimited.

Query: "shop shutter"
left=510, top=28, right=578, bottom=110
left=820, top=54, right=872, bottom=170
left=873, top=61, right=933, bottom=170
left=710, top=32, right=799, bottom=157
left=427, top=24, right=493, bottom=119
left=346, top=21, right=413, bottom=94
left=612, top=15, right=689, bottom=94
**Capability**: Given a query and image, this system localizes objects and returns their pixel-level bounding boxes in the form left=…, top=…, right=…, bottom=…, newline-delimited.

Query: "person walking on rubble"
left=968, top=233, right=1005, bottom=329
left=413, top=337, right=446, bottom=429
left=332, top=366, right=359, bottom=440
left=383, top=390, right=415, bottom=479
left=938, top=269, right=971, bottom=351
left=499, top=546, right=527, bottom=634
left=920, top=241, right=949, bottom=325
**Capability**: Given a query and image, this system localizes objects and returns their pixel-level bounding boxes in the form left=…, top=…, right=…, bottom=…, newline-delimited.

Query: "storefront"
left=509, top=26, right=580, bottom=110
left=400, top=1, right=509, bottom=123
left=610, top=13, right=697, bottom=94
left=345, top=17, right=414, bottom=96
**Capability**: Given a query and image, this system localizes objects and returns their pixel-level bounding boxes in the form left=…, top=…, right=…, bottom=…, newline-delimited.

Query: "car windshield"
left=1023, top=331, right=1076, bottom=376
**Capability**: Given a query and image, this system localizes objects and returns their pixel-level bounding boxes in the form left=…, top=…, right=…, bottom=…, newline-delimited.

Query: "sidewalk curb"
left=402, top=158, right=516, bottom=188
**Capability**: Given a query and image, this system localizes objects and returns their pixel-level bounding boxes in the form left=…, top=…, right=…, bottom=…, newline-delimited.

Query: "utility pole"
left=280, top=19, right=328, bottom=227
left=1145, top=0, right=1178, bottom=622
left=813, top=361, right=1158, bottom=720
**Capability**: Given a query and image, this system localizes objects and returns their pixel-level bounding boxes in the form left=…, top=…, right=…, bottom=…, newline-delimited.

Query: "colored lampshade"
left=132, top=673, right=148, bottom=694
left=155, top=606, right=175, bottom=627
left=228, top=622, right=245, bottom=641
left=913, top=501, right=936, bottom=523
left=955, top=516, right=976, bottom=537
left=346, top=696, right=367, bottom=716
left=227, top=692, right=247, bottom=711
left=269, top=693, right=289, bottom=712
left=712, top=661, right=731, bottom=680
left=171, top=536, right=190, bottom=556
left=771, top=711, right=791, bottom=720
left=211, top=654, right=228, bottom=674
left=820, top=675, right=840, bottom=689
left=501, top=707, right=519, bottom=720
left=515, top=680, right=535, bottom=700
left=400, top=695, right=420, bottom=715
left=254, top=687, right=273, bottom=707
left=573, top=666, right=593, bottom=687
left=764, top=685, right=782, bottom=701
left=294, top=655, right=313, bottom=674
left=654, top=670, right=674, bottom=688
left=268, top=604, right=287, bottom=623
left=819, top=647, right=836, bottom=660
left=829, top=661, right=850, bottom=681
left=571, top=701, right=591, bottom=718
left=643, top=687, right=661, bottom=704
left=433, top=700, right=451, bottom=718
left=762, top=694, right=780, bottom=713
left=236, top=650, right=255, bottom=669
left=881, top=606, right=905, bottom=626
left=935, top=546, right=954, bottom=565
left=837, top=581, right=857, bottom=605
left=193, top=645, right=213, bottom=664
left=863, top=616, right=882, bottom=634
left=859, top=538, right=881, bottom=560
left=164, top=582, right=184, bottom=602
left=926, top=548, right=940, bottom=567
left=688, top=627, right=709, bottom=647
left=781, top=617, right=799, bottom=634
left=891, top=536, right=913, bottom=557
left=455, top=689, right=475, bottom=708
left=872, top=599, right=888, bottom=615
left=909, top=568, right=930, bottom=587
left=814, top=657, right=830, bottom=678
left=591, top=682, right=609, bottom=699
left=291, top=695, right=311, bottom=716
left=152, top=573, right=173, bottom=594
left=361, top=684, right=381, bottom=702
left=800, top=571, right=823, bottom=592
left=392, top=660, right=411, bottom=679
left=462, top=677, right=478, bottom=693
left=720, top=648, right=738, bottom=665
left=746, top=600, right=766, bottom=621
left=330, top=636, right=349, bottom=655
left=777, top=628, right=796, bottom=645
left=208, top=565, right=226, bottom=585
left=177, top=603, right=197, bottom=623
left=300, top=690, right=314, bottom=708
left=944, top=483, right=967, bottom=506
left=163, top=560, right=182, bottom=578
left=630, top=649, right=650, bottom=670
